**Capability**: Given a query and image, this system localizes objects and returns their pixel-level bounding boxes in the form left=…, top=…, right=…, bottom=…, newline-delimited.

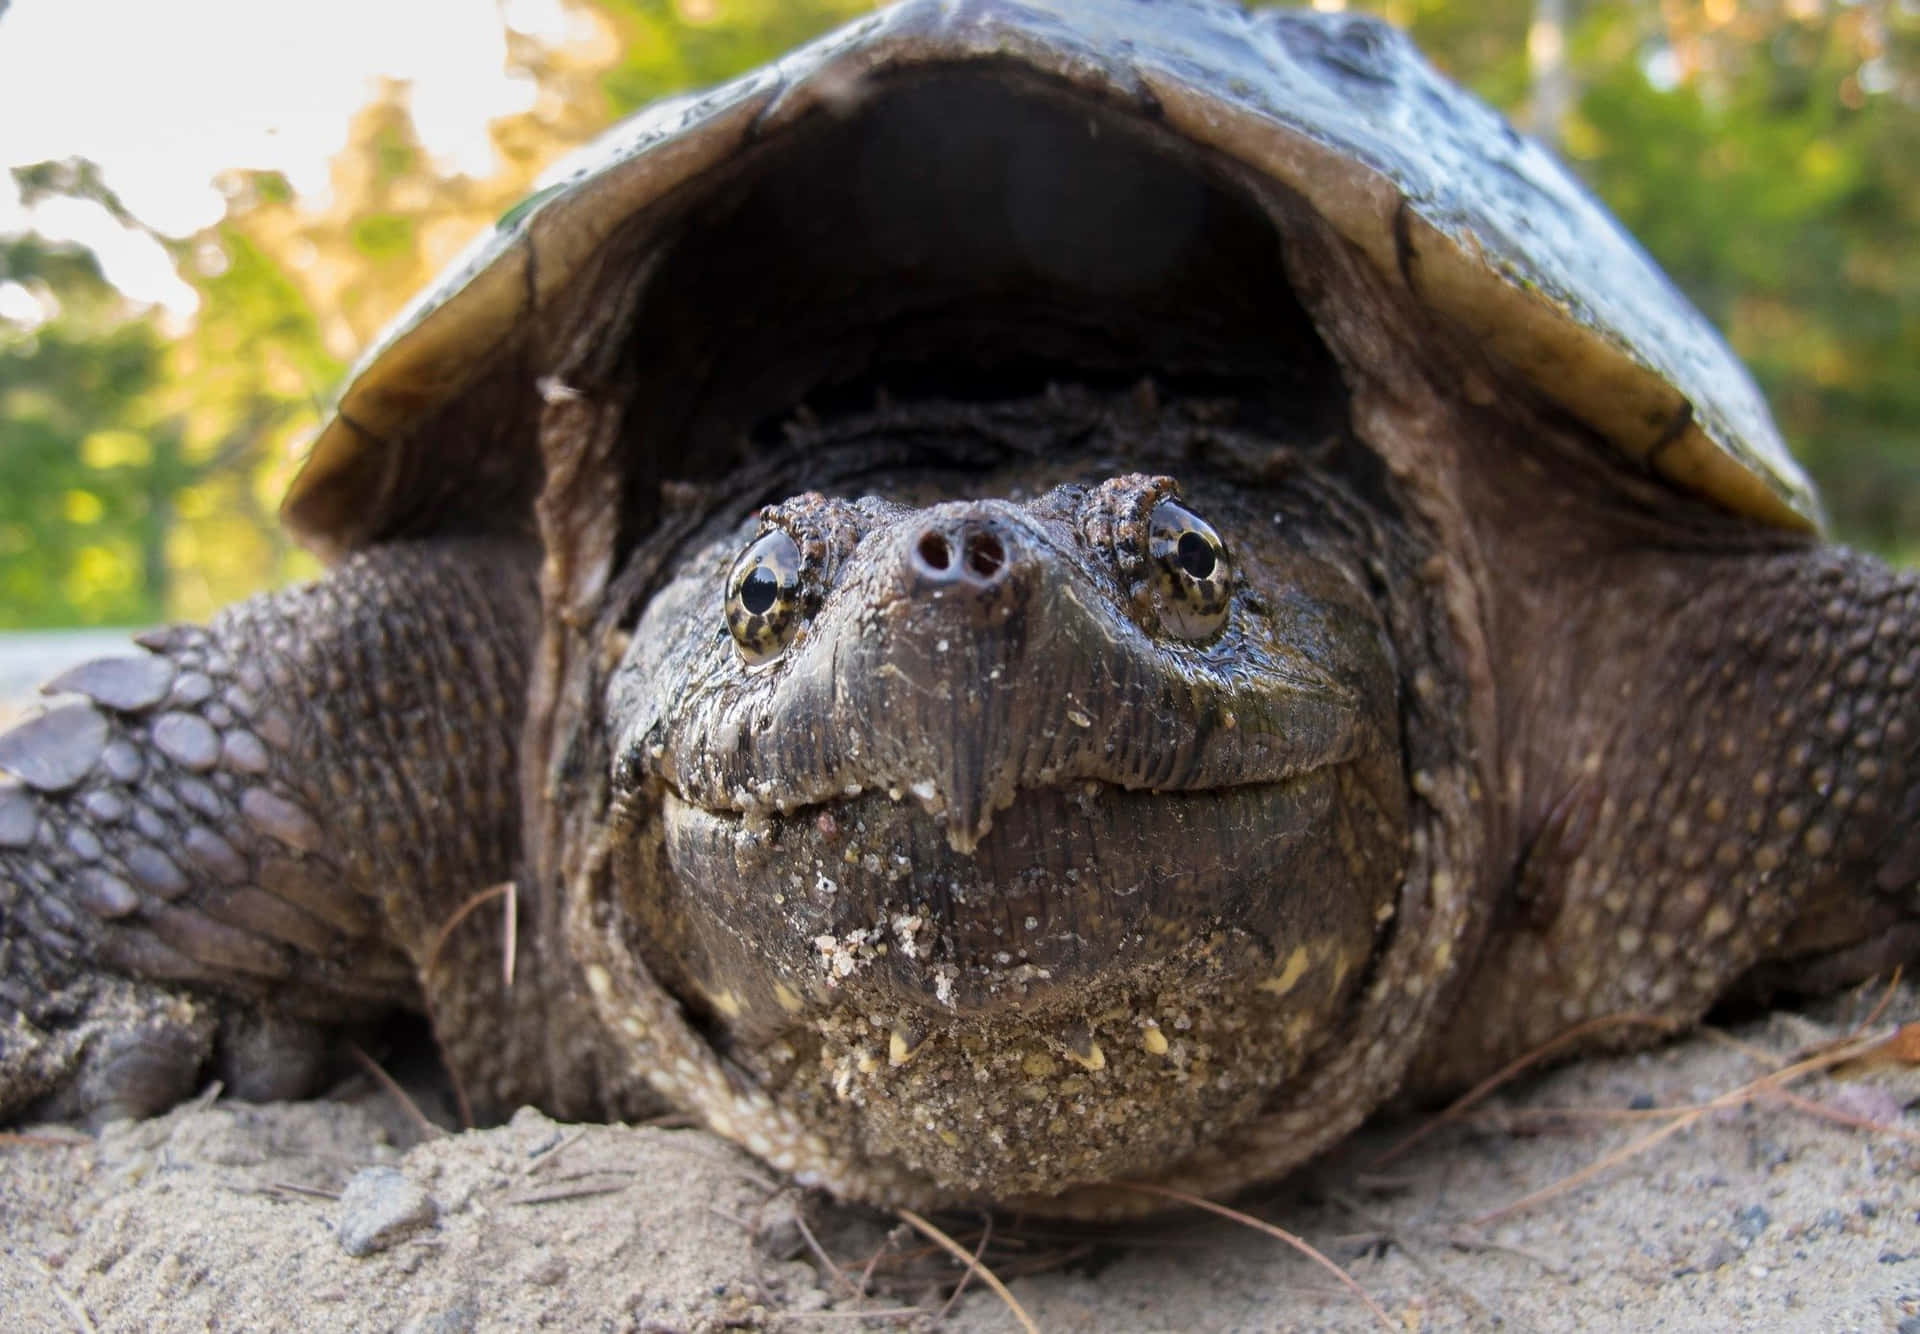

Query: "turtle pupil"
left=1176, top=531, right=1216, bottom=580
left=741, top=566, right=781, bottom=615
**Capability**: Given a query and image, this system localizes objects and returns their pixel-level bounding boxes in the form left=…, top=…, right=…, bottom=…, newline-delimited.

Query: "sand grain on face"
left=2, top=986, right=1915, bottom=1333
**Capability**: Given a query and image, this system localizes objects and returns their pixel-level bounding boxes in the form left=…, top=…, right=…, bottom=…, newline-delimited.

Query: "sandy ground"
left=2, top=982, right=1916, bottom=1334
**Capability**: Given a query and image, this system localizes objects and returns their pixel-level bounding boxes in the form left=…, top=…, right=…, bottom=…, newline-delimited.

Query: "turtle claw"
left=6, top=975, right=217, bottom=1127
left=76, top=1014, right=211, bottom=1126
left=215, top=1008, right=330, bottom=1105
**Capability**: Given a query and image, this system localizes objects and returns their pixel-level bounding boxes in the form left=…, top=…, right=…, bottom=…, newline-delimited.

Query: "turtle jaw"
left=658, top=771, right=1384, bottom=1021
left=637, top=766, right=1406, bottom=1198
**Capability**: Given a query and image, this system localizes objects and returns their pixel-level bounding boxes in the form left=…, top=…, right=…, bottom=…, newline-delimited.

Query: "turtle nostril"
left=916, top=532, right=952, bottom=573
left=909, top=520, right=1017, bottom=589
left=965, top=530, right=1005, bottom=580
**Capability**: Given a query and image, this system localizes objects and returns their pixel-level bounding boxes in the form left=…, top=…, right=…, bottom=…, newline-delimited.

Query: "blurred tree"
left=0, top=229, right=167, bottom=626
left=1569, top=1, right=1920, bottom=555
left=1, top=160, right=336, bottom=628
left=0, top=13, right=629, bottom=626
left=0, top=0, right=868, bottom=627
left=589, top=0, right=871, bottom=113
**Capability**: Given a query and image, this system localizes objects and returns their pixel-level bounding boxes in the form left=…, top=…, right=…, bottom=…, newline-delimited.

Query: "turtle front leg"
left=1423, top=541, right=1920, bottom=1089
left=0, top=538, right=546, bottom=1124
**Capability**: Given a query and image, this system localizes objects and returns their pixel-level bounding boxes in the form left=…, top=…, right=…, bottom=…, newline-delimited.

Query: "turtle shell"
left=284, top=0, right=1820, bottom=560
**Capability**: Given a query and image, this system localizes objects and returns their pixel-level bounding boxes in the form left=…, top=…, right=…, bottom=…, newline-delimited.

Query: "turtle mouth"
left=655, top=770, right=1352, bottom=1018
left=627, top=766, right=1405, bottom=1198
left=667, top=771, right=1302, bottom=858
left=664, top=764, right=1326, bottom=856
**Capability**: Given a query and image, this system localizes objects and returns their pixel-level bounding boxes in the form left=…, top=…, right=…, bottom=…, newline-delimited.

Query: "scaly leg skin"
left=1424, top=542, right=1920, bottom=1088
left=0, top=538, right=542, bottom=1125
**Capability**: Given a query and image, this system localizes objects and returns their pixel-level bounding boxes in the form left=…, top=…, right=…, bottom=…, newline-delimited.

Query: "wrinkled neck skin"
left=567, top=391, right=1478, bottom=1211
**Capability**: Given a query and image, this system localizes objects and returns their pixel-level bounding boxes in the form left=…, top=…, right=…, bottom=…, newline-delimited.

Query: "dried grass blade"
left=895, top=1208, right=1039, bottom=1334
left=1114, top=1181, right=1396, bottom=1334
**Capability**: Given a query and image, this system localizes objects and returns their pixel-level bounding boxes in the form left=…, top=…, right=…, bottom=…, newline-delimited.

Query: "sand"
left=3, top=981, right=1916, bottom=1334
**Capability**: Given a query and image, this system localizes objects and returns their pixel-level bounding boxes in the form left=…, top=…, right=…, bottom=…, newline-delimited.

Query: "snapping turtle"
left=1, top=0, right=1915, bottom=1215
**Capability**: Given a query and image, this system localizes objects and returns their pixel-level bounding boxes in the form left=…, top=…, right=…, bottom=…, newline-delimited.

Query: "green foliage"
left=350, top=212, right=418, bottom=261
left=150, top=225, right=335, bottom=621
left=0, top=168, right=333, bottom=627
left=1568, top=5, right=1920, bottom=552
left=592, top=0, right=873, bottom=115
left=0, top=234, right=168, bottom=626
left=371, top=123, right=420, bottom=185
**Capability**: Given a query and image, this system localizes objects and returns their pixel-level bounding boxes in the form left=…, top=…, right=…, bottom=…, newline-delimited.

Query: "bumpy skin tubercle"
left=1423, top=536, right=1920, bottom=1089
left=0, top=540, right=546, bottom=1123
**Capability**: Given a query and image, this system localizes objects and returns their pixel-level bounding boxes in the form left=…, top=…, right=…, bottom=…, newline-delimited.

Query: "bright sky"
left=0, top=0, right=580, bottom=314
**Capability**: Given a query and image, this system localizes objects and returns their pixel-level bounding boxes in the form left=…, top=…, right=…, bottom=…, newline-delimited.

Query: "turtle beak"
left=886, top=503, right=1041, bottom=853
left=927, top=737, right=1002, bottom=855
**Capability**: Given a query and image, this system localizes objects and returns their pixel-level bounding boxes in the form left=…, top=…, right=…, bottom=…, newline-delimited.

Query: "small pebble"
left=1698, top=1237, right=1741, bottom=1272
left=1732, top=1204, right=1771, bottom=1240
left=524, top=1256, right=569, bottom=1287
left=401, top=1305, right=476, bottom=1334
left=335, top=1166, right=438, bottom=1257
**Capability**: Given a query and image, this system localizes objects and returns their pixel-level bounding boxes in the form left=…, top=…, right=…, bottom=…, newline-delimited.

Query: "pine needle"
left=22, top=1251, right=96, bottom=1334
left=501, top=878, right=518, bottom=990
left=1469, top=1026, right=1898, bottom=1226
left=791, top=1207, right=862, bottom=1301
left=0, top=1130, right=91, bottom=1148
left=895, top=1208, right=1039, bottom=1334
left=422, top=880, right=517, bottom=980
left=346, top=1043, right=444, bottom=1141
left=1114, top=1181, right=1397, bottom=1334
left=935, top=1213, right=994, bottom=1321
left=1761, top=1085, right=1920, bottom=1144
left=1370, top=1011, right=1678, bottom=1168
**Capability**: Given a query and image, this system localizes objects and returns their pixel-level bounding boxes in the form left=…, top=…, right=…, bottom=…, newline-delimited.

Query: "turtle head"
left=604, top=460, right=1408, bottom=1197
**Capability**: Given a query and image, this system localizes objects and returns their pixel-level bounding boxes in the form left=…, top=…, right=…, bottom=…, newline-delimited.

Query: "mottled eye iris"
left=1148, top=499, right=1231, bottom=641
left=726, top=530, right=804, bottom=665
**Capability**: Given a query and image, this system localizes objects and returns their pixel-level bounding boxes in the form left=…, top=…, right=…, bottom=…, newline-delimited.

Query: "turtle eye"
left=1148, top=499, right=1231, bottom=640
left=726, top=530, right=805, bottom=665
